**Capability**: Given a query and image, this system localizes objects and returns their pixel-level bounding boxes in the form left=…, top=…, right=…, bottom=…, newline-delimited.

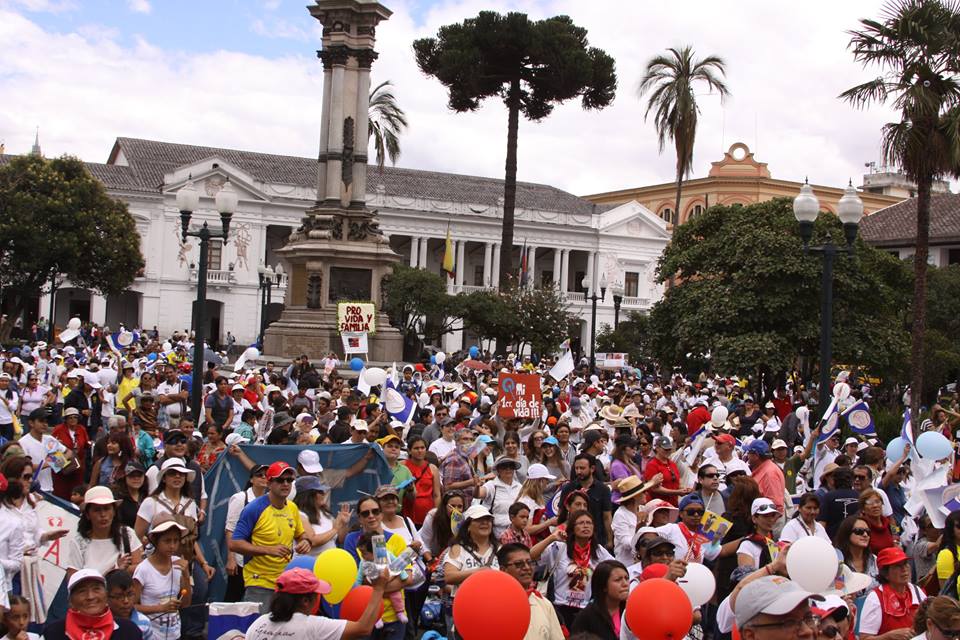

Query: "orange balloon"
left=339, top=585, right=384, bottom=622
left=625, top=578, right=693, bottom=640
left=452, top=570, right=530, bottom=640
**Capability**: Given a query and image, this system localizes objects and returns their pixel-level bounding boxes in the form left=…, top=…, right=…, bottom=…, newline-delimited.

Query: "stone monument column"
left=263, top=0, right=403, bottom=361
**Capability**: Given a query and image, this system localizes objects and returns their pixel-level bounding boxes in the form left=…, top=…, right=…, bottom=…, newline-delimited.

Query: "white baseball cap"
left=751, top=497, right=779, bottom=516
left=68, top=568, right=105, bottom=593
left=844, top=437, right=859, bottom=447
left=224, top=433, right=249, bottom=447
left=463, top=504, right=493, bottom=521
left=526, top=463, right=556, bottom=481
left=298, top=449, right=324, bottom=474
left=351, top=419, right=369, bottom=432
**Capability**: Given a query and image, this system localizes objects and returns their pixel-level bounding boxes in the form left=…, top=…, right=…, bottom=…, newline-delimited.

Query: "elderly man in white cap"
left=42, top=568, right=144, bottom=640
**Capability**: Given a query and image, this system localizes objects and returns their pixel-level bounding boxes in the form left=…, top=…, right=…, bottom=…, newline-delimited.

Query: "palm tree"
left=638, top=46, right=730, bottom=226
left=841, top=0, right=960, bottom=416
left=368, top=80, right=408, bottom=169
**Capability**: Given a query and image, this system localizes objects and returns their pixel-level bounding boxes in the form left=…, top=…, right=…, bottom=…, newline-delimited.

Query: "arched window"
left=688, top=204, right=703, bottom=220
left=660, top=207, right=673, bottom=223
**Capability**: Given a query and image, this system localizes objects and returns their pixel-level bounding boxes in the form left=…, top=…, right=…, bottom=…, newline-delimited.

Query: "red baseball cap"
left=714, top=434, right=737, bottom=446
left=876, top=547, right=909, bottom=568
left=641, top=563, right=669, bottom=581
left=266, top=461, right=296, bottom=481
left=275, top=568, right=331, bottom=595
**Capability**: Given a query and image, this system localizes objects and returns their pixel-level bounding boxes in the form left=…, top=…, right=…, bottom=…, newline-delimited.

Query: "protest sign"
left=337, top=302, right=377, bottom=334
left=497, top=373, right=543, bottom=420
left=342, top=331, right=368, bottom=354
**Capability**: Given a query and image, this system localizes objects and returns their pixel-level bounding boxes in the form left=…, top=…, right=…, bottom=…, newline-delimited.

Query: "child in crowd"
left=1, top=595, right=39, bottom=640
left=356, top=532, right=408, bottom=627
left=133, top=516, right=192, bottom=640
left=106, top=569, right=154, bottom=640
left=499, top=503, right=533, bottom=547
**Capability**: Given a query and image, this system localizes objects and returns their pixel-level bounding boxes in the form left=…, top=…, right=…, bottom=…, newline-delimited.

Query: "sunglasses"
left=271, top=476, right=295, bottom=484
left=359, top=508, right=381, bottom=518
left=166, top=437, right=187, bottom=445
left=683, top=509, right=704, bottom=517
left=505, top=559, right=535, bottom=569
left=851, top=527, right=871, bottom=536
left=700, top=473, right=719, bottom=479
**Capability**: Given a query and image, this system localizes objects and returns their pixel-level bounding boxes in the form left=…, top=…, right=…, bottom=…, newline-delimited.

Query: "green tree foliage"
left=841, top=0, right=960, bottom=416
left=381, top=265, right=457, bottom=344
left=0, top=155, right=145, bottom=338
left=368, top=80, right=408, bottom=170
left=648, top=198, right=911, bottom=381
left=923, top=264, right=960, bottom=397
left=459, top=285, right=572, bottom=356
left=414, top=12, right=617, bottom=287
left=638, top=46, right=730, bottom=226
left=596, top=311, right=653, bottom=366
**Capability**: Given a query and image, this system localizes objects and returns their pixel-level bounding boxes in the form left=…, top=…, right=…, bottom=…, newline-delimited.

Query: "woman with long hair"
left=715, top=475, right=761, bottom=601
left=936, top=511, right=960, bottom=595
left=18, top=373, right=53, bottom=424
left=835, top=515, right=879, bottom=581
left=0, top=463, right=25, bottom=596
left=570, top=560, right=630, bottom=640
left=89, top=432, right=135, bottom=488
left=419, top=490, right=466, bottom=557
left=860, top=488, right=899, bottom=554
left=524, top=430, right=547, bottom=465
left=65, top=486, right=143, bottom=577
left=912, top=596, right=960, bottom=640
left=111, top=461, right=147, bottom=529
left=293, top=476, right=347, bottom=556
left=0, top=374, right=20, bottom=441
left=401, top=436, right=440, bottom=527
left=244, top=568, right=386, bottom=640
left=608, top=435, right=642, bottom=503
left=196, top=423, right=226, bottom=473
left=539, top=436, right=569, bottom=494
left=531, top=510, right=614, bottom=629
left=443, top=505, right=500, bottom=638
left=780, top=492, right=830, bottom=544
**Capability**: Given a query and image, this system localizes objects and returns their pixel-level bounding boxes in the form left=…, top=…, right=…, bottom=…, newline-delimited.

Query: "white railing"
left=621, top=296, right=650, bottom=307
left=460, top=284, right=495, bottom=293
left=565, top=291, right=585, bottom=303
left=190, top=268, right=237, bottom=285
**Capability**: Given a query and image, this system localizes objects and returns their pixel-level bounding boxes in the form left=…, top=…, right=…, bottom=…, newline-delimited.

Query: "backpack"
left=155, top=495, right=198, bottom=562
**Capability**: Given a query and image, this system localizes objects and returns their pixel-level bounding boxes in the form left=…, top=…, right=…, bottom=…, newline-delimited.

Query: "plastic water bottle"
left=372, top=534, right=389, bottom=569
left=389, top=547, right=418, bottom=573
left=360, top=560, right=380, bottom=582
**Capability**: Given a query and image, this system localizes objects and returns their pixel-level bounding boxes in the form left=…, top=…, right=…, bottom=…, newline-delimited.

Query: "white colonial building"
left=27, top=136, right=670, bottom=354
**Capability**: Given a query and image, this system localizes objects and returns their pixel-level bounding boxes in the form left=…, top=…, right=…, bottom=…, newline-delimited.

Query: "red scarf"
left=65, top=608, right=115, bottom=640
left=679, top=523, right=702, bottom=560
left=572, top=541, right=592, bottom=569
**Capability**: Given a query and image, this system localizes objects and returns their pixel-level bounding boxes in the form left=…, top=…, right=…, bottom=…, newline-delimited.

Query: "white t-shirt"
left=156, top=381, right=184, bottom=417
left=302, top=510, right=337, bottom=556
left=245, top=611, right=347, bottom=640
left=19, top=386, right=49, bottom=416
left=0, top=391, right=20, bottom=422
left=0, top=500, right=41, bottom=553
left=444, top=544, right=499, bottom=596
left=226, top=488, right=259, bottom=565
left=536, top=539, right=613, bottom=609
left=428, top=437, right=456, bottom=460
left=64, top=527, right=142, bottom=576
left=136, top=495, right=199, bottom=525
left=859, top=584, right=926, bottom=635
left=100, top=390, right=116, bottom=419
left=133, top=556, right=184, bottom=640
left=779, top=518, right=832, bottom=544
left=18, top=432, right=67, bottom=492
left=480, top=478, right=522, bottom=537
left=612, top=507, right=639, bottom=566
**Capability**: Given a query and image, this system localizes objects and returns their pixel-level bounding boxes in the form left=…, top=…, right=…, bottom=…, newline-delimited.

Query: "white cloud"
left=126, top=0, right=150, bottom=13
left=0, top=0, right=76, bottom=12
left=0, top=1, right=912, bottom=200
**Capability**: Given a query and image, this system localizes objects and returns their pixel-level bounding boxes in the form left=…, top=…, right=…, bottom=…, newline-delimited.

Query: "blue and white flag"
left=106, top=329, right=138, bottom=354
left=384, top=378, right=416, bottom=425
left=842, top=400, right=876, bottom=436
left=817, top=397, right=841, bottom=443
left=902, top=408, right=915, bottom=445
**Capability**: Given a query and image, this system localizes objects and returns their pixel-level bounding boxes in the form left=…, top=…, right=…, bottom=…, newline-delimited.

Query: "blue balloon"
left=469, top=346, right=479, bottom=358
left=917, top=431, right=952, bottom=460
left=430, top=355, right=436, bottom=365
left=285, top=555, right=316, bottom=572
left=885, top=437, right=908, bottom=462
left=350, top=357, right=364, bottom=371
left=147, top=353, right=157, bottom=362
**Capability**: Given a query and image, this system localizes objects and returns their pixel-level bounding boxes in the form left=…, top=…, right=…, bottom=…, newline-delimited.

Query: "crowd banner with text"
left=342, top=331, right=369, bottom=354
left=594, top=352, right=629, bottom=370
left=337, top=302, right=377, bottom=334
left=201, top=443, right=392, bottom=601
left=497, top=373, right=543, bottom=420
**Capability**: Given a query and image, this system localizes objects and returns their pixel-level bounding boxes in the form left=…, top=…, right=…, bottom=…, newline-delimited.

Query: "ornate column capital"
left=355, top=48, right=379, bottom=69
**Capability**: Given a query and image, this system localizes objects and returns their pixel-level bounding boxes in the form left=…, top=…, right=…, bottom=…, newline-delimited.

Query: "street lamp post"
left=793, top=180, right=864, bottom=425
left=582, top=272, right=607, bottom=372
left=178, top=176, right=237, bottom=422
left=257, top=263, right=284, bottom=347
left=610, top=281, right=624, bottom=330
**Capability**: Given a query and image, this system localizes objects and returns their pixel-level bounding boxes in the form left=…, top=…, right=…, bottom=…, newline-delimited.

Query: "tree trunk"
left=673, top=170, right=683, bottom=227
left=909, top=173, right=932, bottom=419
left=499, top=79, right=521, bottom=289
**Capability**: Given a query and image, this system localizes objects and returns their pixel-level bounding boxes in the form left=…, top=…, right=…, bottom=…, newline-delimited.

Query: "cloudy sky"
left=0, top=0, right=905, bottom=196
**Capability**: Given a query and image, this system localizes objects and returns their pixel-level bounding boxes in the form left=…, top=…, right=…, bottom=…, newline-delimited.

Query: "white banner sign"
left=342, top=331, right=368, bottom=355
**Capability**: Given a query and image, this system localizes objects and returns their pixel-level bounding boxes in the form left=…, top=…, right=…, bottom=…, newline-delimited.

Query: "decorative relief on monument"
left=204, top=175, right=226, bottom=196
left=232, top=223, right=251, bottom=270
left=307, top=273, right=322, bottom=309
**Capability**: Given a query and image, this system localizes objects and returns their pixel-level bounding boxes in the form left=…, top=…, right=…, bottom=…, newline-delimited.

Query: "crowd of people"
left=0, top=330, right=959, bottom=640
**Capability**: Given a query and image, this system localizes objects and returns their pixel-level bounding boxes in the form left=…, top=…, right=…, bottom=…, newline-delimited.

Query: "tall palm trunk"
left=673, top=167, right=683, bottom=226
left=910, top=173, right=932, bottom=417
left=500, top=78, right=521, bottom=289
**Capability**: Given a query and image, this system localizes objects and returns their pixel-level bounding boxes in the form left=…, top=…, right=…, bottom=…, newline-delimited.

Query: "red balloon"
left=452, top=570, right=530, bottom=640
left=625, top=578, right=693, bottom=640
left=339, top=585, right=384, bottom=622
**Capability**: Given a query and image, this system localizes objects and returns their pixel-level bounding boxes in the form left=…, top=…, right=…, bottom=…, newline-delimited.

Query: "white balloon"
left=676, top=562, right=715, bottom=607
left=833, top=382, right=851, bottom=401
left=363, top=367, right=388, bottom=387
left=785, top=535, right=839, bottom=592
left=67, top=317, right=82, bottom=330
left=418, top=393, right=431, bottom=408
left=435, top=351, right=446, bottom=365
left=162, top=342, right=172, bottom=352
left=710, top=406, right=729, bottom=428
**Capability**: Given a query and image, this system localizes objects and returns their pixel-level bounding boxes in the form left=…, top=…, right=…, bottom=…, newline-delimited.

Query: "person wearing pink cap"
left=860, top=547, right=926, bottom=640
left=245, top=567, right=388, bottom=640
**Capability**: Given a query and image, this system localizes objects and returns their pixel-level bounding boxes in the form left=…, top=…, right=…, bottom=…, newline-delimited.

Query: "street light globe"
left=793, top=180, right=820, bottom=223
left=176, top=178, right=200, bottom=213
left=837, top=182, right=864, bottom=226
left=264, top=265, right=275, bottom=278
left=581, top=275, right=590, bottom=289
left=215, top=178, right=239, bottom=214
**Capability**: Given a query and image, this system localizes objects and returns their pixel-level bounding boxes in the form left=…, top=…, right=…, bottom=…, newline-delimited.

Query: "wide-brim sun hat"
left=159, top=457, right=196, bottom=483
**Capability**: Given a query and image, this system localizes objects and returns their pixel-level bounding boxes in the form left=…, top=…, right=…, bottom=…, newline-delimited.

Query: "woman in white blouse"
left=779, top=492, right=831, bottom=544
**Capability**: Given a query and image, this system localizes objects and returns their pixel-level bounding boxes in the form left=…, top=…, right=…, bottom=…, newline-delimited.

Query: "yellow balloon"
left=314, top=548, right=357, bottom=604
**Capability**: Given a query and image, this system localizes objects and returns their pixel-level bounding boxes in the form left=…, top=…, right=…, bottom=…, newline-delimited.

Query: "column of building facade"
left=526, top=245, right=537, bottom=288
left=419, top=237, right=429, bottom=269
left=552, top=249, right=562, bottom=289
left=455, top=240, right=465, bottom=291
left=560, top=249, right=570, bottom=293
left=482, top=242, right=493, bottom=286
left=409, top=237, right=420, bottom=267
left=491, top=243, right=501, bottom=287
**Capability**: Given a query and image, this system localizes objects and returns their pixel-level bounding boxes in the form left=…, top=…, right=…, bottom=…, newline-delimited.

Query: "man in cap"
left=327, top=406, right=354, bottom=444
left=744, top=440, right=786, bottom=513
left=224, top=463, right=269, bottom=601
left=428, top=417, right=457, bottom=460
left=733, top=574, right=822, bottom=640
left=813, top=431, right=842, bottom=490
left=42, top=569, right=143, bottom=640
left=230, top=461, right=311, bottom=612
left=772, top=427, right=818, bottom=496
left=378, top=433, right=413, bottom=502
left=560, top=395, right=591, bottom=445
left=644, top=435, right=688, bottom=507
left=705, top=433, right=751, bottom=491
left=64, top=370, right=102, bottom=436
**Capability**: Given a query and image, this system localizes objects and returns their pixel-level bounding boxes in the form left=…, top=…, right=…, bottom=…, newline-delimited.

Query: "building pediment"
left=595, top=200, right=671, bottom=240
left=162, top=157, right=269, bottom=205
